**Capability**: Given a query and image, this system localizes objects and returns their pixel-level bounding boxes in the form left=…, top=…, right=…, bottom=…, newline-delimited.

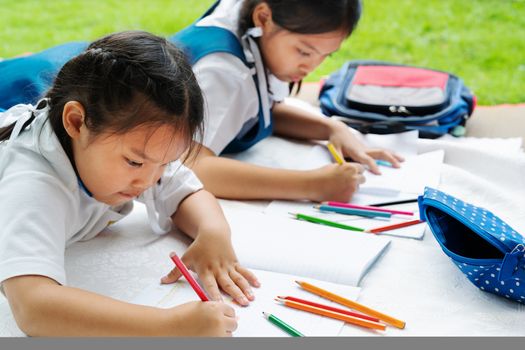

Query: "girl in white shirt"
left=181, top=0, right=404, bottom=202
left=0, top=31, right=258, bottom=336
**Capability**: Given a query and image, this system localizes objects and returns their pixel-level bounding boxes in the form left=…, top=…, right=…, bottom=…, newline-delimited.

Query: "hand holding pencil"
left=161, top=245, right=260, bottom=306
left=326, top=133, right=404, bottom=175
left=304, top=143, right=365, bottom=202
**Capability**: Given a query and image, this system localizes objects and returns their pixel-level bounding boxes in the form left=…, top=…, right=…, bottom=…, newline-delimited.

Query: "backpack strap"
left=169, top=2, right=273, bottom=155
left=0, top=42, right=88, bottom=110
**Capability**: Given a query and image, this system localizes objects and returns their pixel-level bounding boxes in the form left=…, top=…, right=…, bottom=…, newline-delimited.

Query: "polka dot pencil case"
left=418, top=187, right=525, bottom=303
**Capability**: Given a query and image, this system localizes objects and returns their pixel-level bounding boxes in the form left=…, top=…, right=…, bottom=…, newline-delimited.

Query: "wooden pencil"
left=277, top=295, right=380, bottom=322
left=366, top=219, right=423, bottom=233
left=326, top=143, right=345, bottom=165
left=295, top=280, right=405, bottom=329
left=275, top=297, right=386, bottom=331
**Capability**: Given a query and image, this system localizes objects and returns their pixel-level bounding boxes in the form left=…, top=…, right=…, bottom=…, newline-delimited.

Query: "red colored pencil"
left=277, top=296, right=380, bottom=323
left=170, top=252, right=209, bottom=301
left=366, top=219, right=423, bottom=233
left=296, top=280, right=405, bottom=329
left=323, top=201, right=413, bottom=216
left=275, top=297, right=386, bottom=331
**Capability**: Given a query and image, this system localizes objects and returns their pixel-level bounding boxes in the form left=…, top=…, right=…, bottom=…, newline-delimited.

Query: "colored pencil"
left=262, top=312, right=304, bottom=337
left=367, top=219, right=424, bottom=233
left=295, top=280, right=405, bottom=329
left=323, top=201, right=414, bottom=216
left=369, top=198, right=418, bottom=207
left=277, top=296, right=380, bottom=323
left=326, top=143, right=345, bottom=165
left=315, top=204, right=392, bottom=218
left=290, top=212, right=365, bottom=232
left=275, top=297, right=386, bottom=331
left=170, top=252, right=209, bottom=302
left=375, top=159, right=393, bottom=167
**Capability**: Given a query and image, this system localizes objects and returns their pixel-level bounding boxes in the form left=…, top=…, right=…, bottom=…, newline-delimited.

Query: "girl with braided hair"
left=0, top=31, right=258, bottom=336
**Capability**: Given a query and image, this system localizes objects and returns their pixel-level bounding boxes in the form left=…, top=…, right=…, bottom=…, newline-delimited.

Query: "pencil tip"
left=295, top=280, right=301, bottom=285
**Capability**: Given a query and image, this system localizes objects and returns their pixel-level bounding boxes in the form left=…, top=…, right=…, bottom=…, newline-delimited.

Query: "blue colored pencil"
left=315, top=204, right=392, bottom=218
left=375, top=159, right=393, bottom=167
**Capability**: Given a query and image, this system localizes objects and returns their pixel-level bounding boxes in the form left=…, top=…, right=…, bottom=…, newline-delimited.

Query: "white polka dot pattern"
left=419, top=187, right=525, bottom=303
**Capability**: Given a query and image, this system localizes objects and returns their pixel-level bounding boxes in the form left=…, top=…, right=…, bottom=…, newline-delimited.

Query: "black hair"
left=238, top=1, right=362, bottom=95
left=238, top=0, right=362, bottom=37
left=0, top=31, right=204, bottom=164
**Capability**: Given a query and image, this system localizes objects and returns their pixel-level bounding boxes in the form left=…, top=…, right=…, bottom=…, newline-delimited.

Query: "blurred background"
left=1, top=0, right=523, bottom=105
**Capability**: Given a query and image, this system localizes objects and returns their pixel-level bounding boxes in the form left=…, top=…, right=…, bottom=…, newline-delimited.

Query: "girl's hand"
left=161, top=232, right=260, bottom=306
left=309, top=163, right=366, bottom=202
left=167, top=300, right=237, bottom=337
left=329, top=120, right=404, bottom=175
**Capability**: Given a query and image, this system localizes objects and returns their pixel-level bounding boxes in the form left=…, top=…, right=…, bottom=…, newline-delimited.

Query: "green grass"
left=1, top=0, right=524, bottom=105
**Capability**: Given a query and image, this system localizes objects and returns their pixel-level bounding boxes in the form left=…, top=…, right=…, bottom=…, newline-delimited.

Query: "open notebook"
left=133, top=204, right=389, bottom=336
left=133, top=269, right=361, bottom=337
left=222, top=204, right=390, bottom=287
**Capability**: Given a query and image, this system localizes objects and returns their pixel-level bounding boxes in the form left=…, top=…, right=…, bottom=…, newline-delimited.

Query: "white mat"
left=1, top=131, right=524, bottom=336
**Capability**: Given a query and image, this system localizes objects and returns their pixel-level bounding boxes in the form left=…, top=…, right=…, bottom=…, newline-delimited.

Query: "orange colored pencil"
left=296, top=280, right=405, bottom=329
left=278, top=296, right=380, bottom=323
left=275, top=297, right=385, bottom=331
left=366, top=219, right=423, bottom=234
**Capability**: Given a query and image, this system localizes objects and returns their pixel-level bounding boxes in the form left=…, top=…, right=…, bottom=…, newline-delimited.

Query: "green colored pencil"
left=262, top=311, right=304, bottom=337
left=290, top=212, right=366, bottom=232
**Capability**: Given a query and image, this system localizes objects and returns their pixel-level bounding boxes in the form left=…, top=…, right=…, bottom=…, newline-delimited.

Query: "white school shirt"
left=193, top=0, right=289, bottom=154
left=0, top=103, right=202, bottom=288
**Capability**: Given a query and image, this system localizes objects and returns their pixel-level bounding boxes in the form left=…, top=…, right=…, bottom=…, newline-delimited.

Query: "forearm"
left=272, top=102, right=344, bottom=140
left=172, top=189, right=230, bottom=239
left=192, top=156, right=315, bottom=201
left=5, top=276, right=174, bottom=336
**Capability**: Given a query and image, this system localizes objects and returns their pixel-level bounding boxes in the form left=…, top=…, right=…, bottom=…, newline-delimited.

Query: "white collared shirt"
left=193, top=0, right=289, bottom=154
left=0, top=104, right=202, bottom=287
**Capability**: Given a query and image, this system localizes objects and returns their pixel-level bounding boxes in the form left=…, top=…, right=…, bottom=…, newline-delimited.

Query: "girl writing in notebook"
left=173, top=0, right=403, bottom=202
left=0, top=31, right=258, bottom=336
left=0, top=0, right=403, bottom=203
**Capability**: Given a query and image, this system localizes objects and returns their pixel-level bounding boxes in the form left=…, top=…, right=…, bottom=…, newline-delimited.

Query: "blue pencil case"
left=418, top=187, right=525, bottom=303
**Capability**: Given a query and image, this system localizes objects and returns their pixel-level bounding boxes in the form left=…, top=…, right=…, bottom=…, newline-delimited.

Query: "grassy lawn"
left=1, top=0, right=523, bottom=105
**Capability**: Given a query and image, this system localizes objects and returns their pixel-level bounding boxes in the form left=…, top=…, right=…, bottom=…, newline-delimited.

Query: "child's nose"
left=301, top=57, right=323, bottom=74
left=132, top=170, right=159, bottom=190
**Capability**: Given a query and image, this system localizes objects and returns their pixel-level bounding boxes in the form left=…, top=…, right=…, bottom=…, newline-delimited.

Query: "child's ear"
left=252, top=2, right=273, bottom=30
left=62, top=101, right=86, bottom=139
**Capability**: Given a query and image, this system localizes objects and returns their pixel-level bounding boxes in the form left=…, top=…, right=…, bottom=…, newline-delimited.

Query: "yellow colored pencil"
left=327, top=143, right=345, bottom=165
left=296, top=280, right=406, bottom=329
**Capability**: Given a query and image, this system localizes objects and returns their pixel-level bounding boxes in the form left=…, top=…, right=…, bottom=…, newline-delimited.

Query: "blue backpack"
left=319, top=60, right=476, bottom=138
left=0, top=1, right=270, bottom=155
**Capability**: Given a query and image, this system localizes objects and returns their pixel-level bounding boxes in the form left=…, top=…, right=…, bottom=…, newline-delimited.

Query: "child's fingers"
left=360, top=154, right=381, bottom=175
left=236, top=265, right=261, bottom=288
left=379, top=151, right=404, bottom=168
left=160, top=266, right=182, bottom=284
left=223, top=313, right=238, bottom=334
left=217, top=273, right=249, bottom=306
left=199, top=273, right=222, bottom=302
left=229, top=270, right=255, bottom=301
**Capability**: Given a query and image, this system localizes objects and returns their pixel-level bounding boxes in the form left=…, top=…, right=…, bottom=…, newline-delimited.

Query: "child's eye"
left=297, top=48, right=311, bottom=57
left=126, top=158, right=143, bottom=168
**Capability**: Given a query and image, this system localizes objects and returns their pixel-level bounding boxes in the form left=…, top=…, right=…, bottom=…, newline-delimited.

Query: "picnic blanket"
left=1, top=117, right=524, bottom=336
